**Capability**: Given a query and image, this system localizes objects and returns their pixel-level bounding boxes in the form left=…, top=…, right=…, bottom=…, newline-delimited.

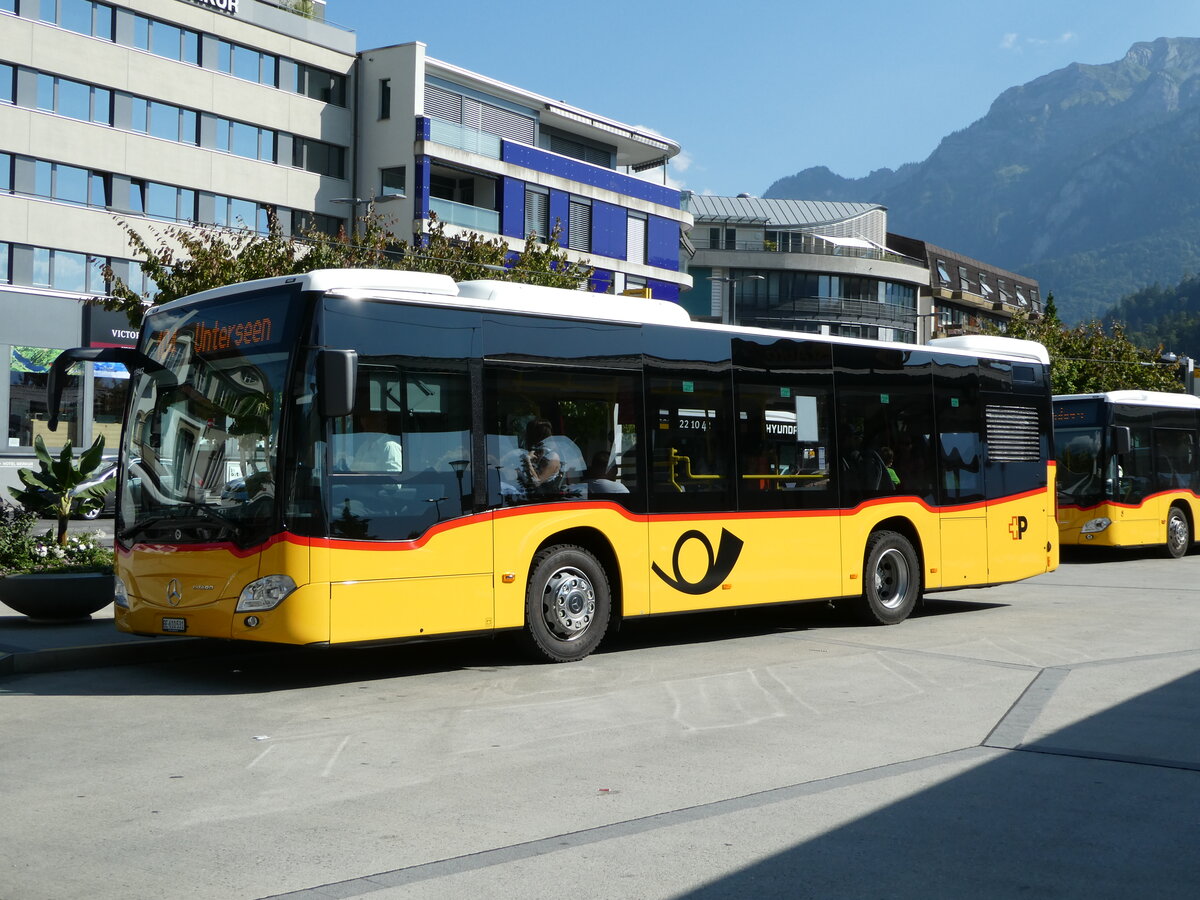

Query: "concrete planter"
left=0, top=571, right=114, bottom=621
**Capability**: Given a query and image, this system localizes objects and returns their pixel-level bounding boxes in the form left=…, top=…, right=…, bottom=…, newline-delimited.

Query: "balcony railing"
left=426, top=117, right=503, bottom=159
left=691, top=236, right=912, bottom=265
left=428, top=197, right=500, bottom=233
left=740, top=296, right=917, bottom=330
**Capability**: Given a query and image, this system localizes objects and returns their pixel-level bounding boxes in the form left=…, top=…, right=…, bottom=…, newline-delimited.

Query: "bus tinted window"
left=485, top=367, right=643, bottom=509
left=326, top=365, right=472, bottom=541
left=647, top=373, right=734, bottom=512
left=932, top=355, right=984, bottom=505
left=733, top=337, right=835, bottom=510
left=835, top=345, right=937, bottom=506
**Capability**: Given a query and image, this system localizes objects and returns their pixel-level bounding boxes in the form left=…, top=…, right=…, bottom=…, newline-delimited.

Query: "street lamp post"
left=1161, top=352, right=1196, bottom=394
left=707, top=274, right=765, bottom=326
left=915, top=310, right=949, bottom=344
left=329, top=194, right=400, bottom=236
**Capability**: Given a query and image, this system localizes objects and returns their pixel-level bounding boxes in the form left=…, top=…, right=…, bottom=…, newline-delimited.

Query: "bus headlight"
left=1081, top=517, right=1112, bottom=534
left=114, top=575, right=129, bottom=609
left=237, top=574, right=297, bottom=612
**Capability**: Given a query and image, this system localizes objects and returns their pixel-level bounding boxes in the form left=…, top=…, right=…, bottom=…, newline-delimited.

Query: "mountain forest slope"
left=765, top=37, right=1200, bottom=324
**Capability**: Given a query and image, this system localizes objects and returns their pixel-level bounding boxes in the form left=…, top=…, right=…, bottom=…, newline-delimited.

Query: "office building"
left=0, top=0, right=689, bottom=480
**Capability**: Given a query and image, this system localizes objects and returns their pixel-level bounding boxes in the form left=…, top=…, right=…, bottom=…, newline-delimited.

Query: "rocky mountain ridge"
left=764, top=37, right=1200, bottom=323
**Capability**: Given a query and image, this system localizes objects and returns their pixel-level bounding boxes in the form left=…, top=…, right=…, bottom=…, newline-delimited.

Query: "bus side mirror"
left=1111, top=426, right=1132, bottom=456
left=317, top=349, right=358, bottom=418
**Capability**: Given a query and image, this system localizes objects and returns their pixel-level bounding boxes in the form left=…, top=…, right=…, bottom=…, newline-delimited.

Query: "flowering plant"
left=0, top=503, right=113, bottom=575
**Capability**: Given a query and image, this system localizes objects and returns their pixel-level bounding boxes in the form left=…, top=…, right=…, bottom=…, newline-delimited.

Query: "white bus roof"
left=454, top=279, right=691, bottom=325
left=148, top=269, right=1049, bottom=367
left=929, top=335, right=1050, bottom=366
left=1055, top=390, right=1200, bottom=409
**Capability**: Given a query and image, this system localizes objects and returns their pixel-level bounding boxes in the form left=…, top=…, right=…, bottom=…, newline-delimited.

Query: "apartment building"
left=888, top=234, right=1043, bottom=339
left=682, top=194, right=1041, bottom=344
left=682, top=194, right=930, bottom=342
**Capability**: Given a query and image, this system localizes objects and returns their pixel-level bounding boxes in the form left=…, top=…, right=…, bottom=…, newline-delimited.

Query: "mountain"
left=765, top=37, right=1200, bottom=324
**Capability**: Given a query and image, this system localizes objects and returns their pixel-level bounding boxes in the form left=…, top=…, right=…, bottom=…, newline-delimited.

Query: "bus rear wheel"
left=856, top=530, right=920, bottom=625
left=1166, top=506, right=1190, bottom=559
left=521, top=545, right=611, bottom=662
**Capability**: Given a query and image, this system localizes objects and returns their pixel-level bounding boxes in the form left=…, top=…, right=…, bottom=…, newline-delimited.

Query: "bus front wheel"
left=521, top=545, right=612, bottom=662
left=1166, top=507, right=1190, bottom=559
left=856, top=531, right=920, bottom=625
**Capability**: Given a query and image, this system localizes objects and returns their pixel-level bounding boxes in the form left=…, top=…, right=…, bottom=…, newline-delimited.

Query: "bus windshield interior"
left=118, top=292, right=299, bottom=546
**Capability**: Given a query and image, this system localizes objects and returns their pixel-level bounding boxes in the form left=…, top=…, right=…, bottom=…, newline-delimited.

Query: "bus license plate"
left=162, top=617, right=187, bottom=633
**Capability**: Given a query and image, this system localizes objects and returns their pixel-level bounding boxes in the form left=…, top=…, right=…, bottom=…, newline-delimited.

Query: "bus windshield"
left=1054, top=398, right=1108, bottom=506
left=118, top=288, right=301, bottom=547
left=1056, top=426, right=1106, bottom=505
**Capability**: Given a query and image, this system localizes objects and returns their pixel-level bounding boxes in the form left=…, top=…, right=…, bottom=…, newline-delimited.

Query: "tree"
left=89, top=208, right=595, bottom=326
left=999, top=293, right=1184, bottom=394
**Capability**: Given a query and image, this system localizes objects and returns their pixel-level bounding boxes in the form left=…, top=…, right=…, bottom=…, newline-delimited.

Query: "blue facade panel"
left=501, top=176, right=525, bottom=239
left=413, top=155, right=430, bottom=221
left=590, top=269, right=614, bottom=294
left=648, top=279, right=681, bottom=304
left=549, top=190, right=570, bottom=243
left=501, top=142, right=680, bottom=208
left=647, top=216, right=680, bottom=272
left=591, top=200, right=626, bottom=261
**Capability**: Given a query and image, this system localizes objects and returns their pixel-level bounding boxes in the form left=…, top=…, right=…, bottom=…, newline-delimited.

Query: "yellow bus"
left=1055, top=390, right=1200, bottom=557
left=49, top=270, right=1057, bottom=661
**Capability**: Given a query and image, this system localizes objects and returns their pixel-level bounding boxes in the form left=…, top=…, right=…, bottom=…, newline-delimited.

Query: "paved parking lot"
left=2, top=547, right=1198, bottom=899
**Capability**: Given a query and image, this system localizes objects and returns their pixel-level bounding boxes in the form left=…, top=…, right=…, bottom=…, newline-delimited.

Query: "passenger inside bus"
left=585, top=450, right=629, bottom=495
left=346, top=409, right=404, bottom=473
left=519, top=418, right=565, bottom=496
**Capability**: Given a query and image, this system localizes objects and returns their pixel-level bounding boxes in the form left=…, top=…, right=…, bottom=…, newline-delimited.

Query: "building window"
left=568, top=198, right=591, bottom=251
left=524, top=187, right=549, bottom=242
left=37, top=74, right=111, bottom=124
left=958, top=266, right=970, bottom=291
left=1, top=62, right=13, bottom=104
left=380, top=166, right=406, bottom=197
left=935, top=260, right=951, bottom=285
left=293, top=137, right=346, bottom=178
left=293, top=63, right=347, bottom=105
left=379, top=78, right=391, bottom=119
left=978, top=274, right=993, bottom=297
left=627, top=213, right=647, bottom=265
left=10, top=346, right=82, bottom=450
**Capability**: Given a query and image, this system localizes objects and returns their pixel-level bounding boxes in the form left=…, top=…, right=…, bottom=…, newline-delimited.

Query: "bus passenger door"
left=937, top=431, right=989, bottom=588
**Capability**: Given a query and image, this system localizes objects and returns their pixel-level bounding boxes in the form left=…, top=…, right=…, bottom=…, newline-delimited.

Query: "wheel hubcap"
left=543, top=566, right=595, bottom=641
left=1169, top=514, right=1188, bottom=550
left=874, top=548, right=910, bottom=610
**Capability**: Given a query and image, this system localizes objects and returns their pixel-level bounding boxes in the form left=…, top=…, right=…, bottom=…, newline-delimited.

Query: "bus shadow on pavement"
left=1060, top=545, right=1184, bottom=565
left=10, top=594, right=1006, bottom=696
left=673, top=666, right=1200, bottom=898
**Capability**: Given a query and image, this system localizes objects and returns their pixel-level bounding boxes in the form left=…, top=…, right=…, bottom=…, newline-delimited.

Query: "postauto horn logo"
left=652, top=528, right=745, bottom=595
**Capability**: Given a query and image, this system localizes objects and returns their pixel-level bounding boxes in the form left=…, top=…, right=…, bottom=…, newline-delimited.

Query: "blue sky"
left=330, top=0, right=1200, bottom=197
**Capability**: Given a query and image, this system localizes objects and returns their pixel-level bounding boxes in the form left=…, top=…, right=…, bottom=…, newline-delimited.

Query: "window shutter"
left=626, top=214, right=647, bottom=264
left=425, top=85, right=461, bottom=123
left=569, top=200, right=591, bottom=251
left=525, top=189, right=548, bottom=241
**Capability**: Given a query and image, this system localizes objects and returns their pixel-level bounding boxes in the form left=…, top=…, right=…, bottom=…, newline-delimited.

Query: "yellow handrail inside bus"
left=667, top=447, right=721, bottom=491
